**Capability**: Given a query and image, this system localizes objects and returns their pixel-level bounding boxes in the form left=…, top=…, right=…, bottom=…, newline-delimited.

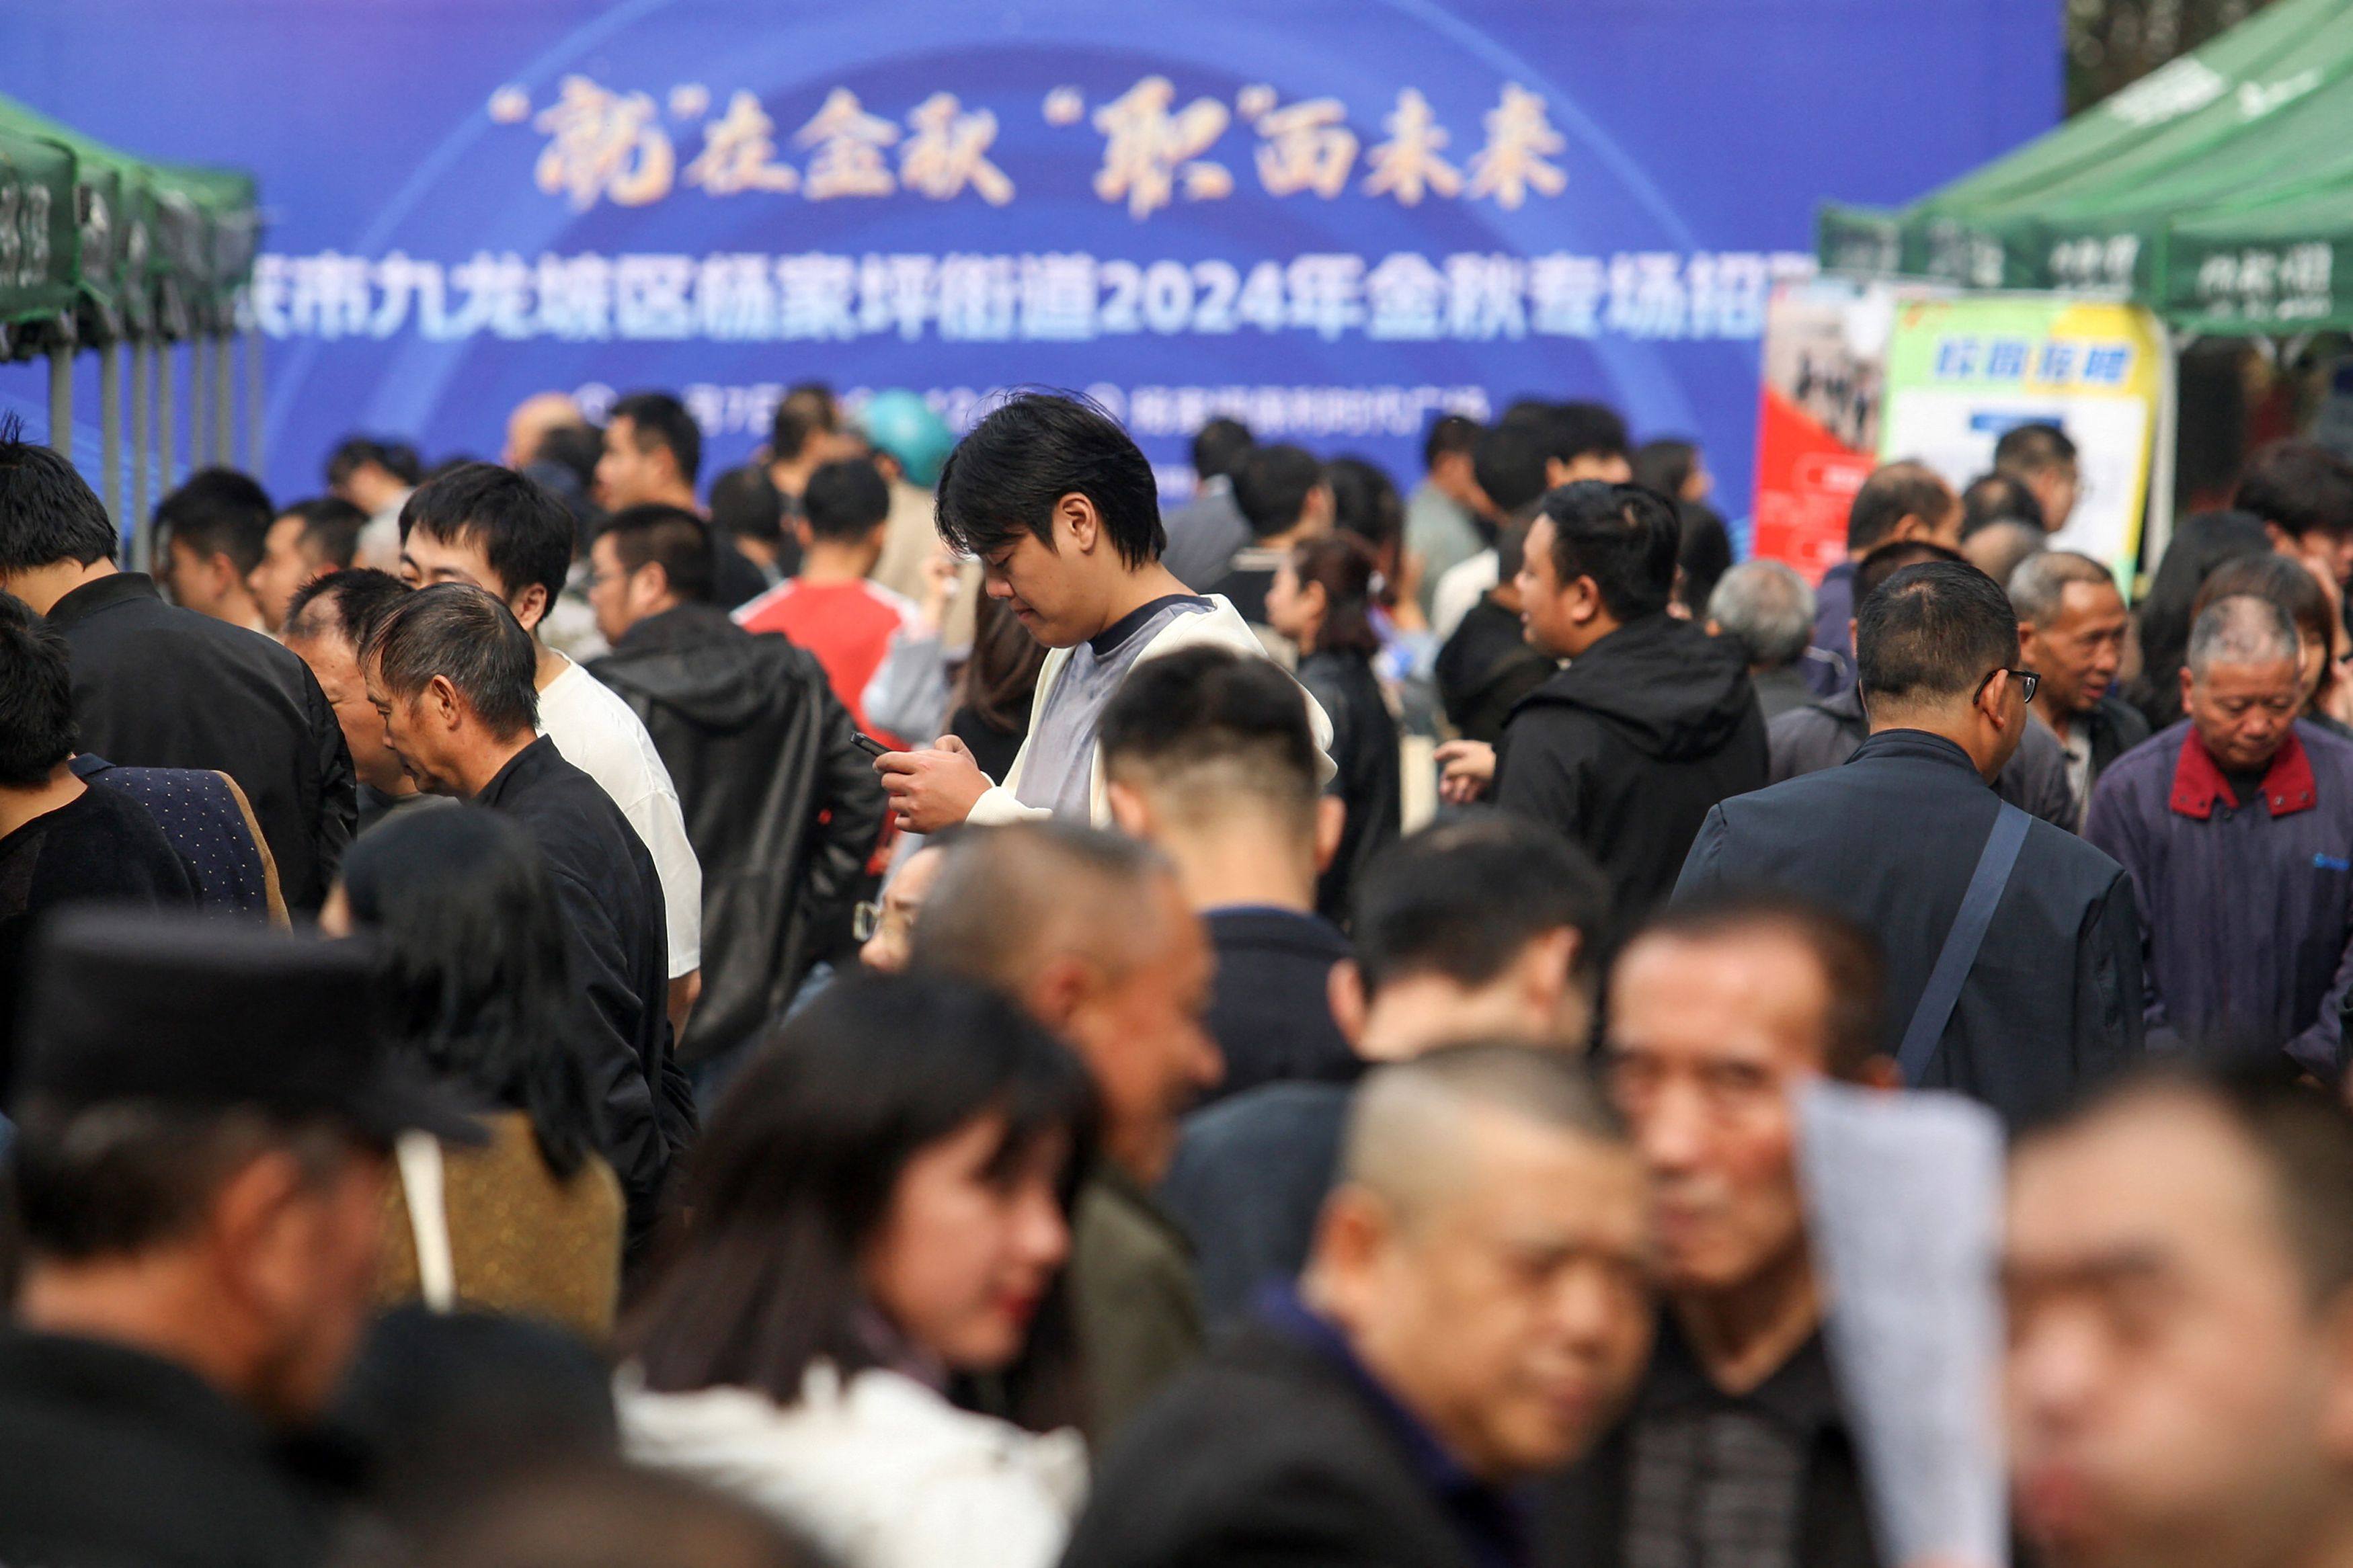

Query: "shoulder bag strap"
left=1898, top=802, right=2032, bottom=1087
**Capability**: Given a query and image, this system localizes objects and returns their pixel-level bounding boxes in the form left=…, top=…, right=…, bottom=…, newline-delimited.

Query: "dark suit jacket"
left=46, top=572, right=354, bottom=911
left=1198, top=907, right=1358, bottom=1105
left=1678, top=728, right=2145, bottom=1126
left=1062, top=1317, right=1497, bottom=1568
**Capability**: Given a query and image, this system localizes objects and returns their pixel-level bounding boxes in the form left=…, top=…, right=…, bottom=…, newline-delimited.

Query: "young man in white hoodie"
left=877, top=392, right=1330, bottom=831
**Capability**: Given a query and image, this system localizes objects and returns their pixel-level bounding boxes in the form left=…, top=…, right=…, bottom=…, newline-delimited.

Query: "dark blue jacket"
left=1677, top=729, right=2145, bottom=1126
left=2084, top=720, right=2353, bottom=1078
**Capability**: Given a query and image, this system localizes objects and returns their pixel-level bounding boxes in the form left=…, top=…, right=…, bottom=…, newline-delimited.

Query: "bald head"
left=911, top=819, right=1178, bottom=992
left=504, top=392, right=587, bottom=471
left=1339, top=1044, right=1625, bottom=1229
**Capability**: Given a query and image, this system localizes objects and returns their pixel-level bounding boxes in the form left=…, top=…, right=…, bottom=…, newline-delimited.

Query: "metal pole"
left=99, top=340, right=122, bottom=528
left=213, top=333, right=232, bottom=465
left=187, top=335, right=208, bottom=472
left=131, top=341, right=153, bottom=572
left=244, top=325, right=264, bottom=477
left=159, top=341, right=178, bottom=491
left=47, top=346, right=71, bottom=458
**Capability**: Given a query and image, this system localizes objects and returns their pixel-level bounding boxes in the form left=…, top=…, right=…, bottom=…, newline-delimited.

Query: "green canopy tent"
left=0, top=95, right=264, bottom=548
left=1821, top=0, right=2353, bottom=329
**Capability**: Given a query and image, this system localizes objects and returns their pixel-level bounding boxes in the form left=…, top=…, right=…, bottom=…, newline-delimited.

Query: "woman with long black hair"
left=326, top=804, right=625, bottom=1341
left=1265, top=533, right=1402, bottom=924
left=617, top=971, right=1098, bottom=1568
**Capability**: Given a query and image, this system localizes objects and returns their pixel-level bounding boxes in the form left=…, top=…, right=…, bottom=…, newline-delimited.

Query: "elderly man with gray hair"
left=1707, top=560, right=1827, bottom=721
left=2086, top=593, right=2353, bottom=1076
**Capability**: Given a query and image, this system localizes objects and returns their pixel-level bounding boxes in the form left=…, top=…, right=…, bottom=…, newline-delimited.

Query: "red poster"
left=1751, top=282, right=1891, bottom=585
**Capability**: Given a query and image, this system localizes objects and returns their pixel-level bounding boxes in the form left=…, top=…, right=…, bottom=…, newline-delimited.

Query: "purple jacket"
left=2084, top=720, right=2353, bottom=1078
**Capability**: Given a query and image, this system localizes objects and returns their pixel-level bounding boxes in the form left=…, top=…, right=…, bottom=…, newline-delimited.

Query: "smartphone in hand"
left=851, top=731, right=891, bottom=758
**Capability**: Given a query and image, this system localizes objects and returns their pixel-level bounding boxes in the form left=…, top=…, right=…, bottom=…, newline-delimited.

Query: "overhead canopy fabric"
left=0, top=94, right=260, bottom=355
left=1821, top=0, right=2353, bottom=333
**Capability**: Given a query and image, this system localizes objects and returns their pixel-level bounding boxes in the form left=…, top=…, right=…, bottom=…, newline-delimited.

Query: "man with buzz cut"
left=876, top=391, right=1330, bottom=832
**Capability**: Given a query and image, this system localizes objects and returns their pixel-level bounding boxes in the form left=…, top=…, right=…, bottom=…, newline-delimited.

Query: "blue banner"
left=19, top=0, right=2058, bottom=515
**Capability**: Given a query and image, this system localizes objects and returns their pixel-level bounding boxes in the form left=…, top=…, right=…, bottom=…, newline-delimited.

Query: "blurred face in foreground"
left=1604, top=928, right=1833, bottom=1295
left=2006, top=1091, right=2353, bottom=1568
left=1314, top=1104, right=1653, bottom=1481
left=862, top=1113, right=1072, bottom=1372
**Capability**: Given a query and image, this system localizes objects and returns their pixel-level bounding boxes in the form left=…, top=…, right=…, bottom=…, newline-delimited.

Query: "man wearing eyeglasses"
left=2086, top=594, right=2353, bottom=1080
left=1677, top=559, right=2145, bottom=1128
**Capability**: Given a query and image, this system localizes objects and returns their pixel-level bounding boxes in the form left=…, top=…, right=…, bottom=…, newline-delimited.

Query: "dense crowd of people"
left=5, top=372, right=2353, bottom=1568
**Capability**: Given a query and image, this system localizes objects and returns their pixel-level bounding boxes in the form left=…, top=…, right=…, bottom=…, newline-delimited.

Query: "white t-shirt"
left=537, top=657, right=703, bottom=979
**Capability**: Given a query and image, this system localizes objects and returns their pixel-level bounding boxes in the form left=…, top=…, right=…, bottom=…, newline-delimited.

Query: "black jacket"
left=1437, top=597, right=1553, bottom=747
left=0, top=1329, right=333, bottom=1568
left=1199, top=907, right=1359, bottom=1104
left=1769, top=684, right=2078, bottom=829
left=591, top=605, right=887, bottom=1065
left=1160, top=1081, right=1352, bottom=1328
left=46, top=571, right=354, bottom=911
left=476, top=736, right=692, bottom=1232
left=1496, top=614, right=1768, bottom=933
left=1062, top=1314, right=1505, bottom=1568
left=1539, top=1318, right=1879, bottom=1568
left=1678, top=729, right=2145, bottom=1126
left=1295, top=649, right=1401, bottom=925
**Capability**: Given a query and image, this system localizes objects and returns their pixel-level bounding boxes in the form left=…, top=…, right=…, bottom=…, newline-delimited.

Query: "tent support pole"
left=159, top=342, right=178, bottom=490
left=214, top=333, right=233, bottom=464
left=188, top=337, right=208, bottom=470
left=47, top=347, right=71, bottom=457
left=99, top=341, right=122, bottom=528
left=131, top=341, right=153, bottom=571
left=245, top=326, right=264, bottom=477
left=2144, top=319, right=2181, bottom=590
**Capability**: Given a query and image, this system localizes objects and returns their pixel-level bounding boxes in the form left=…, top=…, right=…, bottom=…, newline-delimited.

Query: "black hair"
left=531, top=423, right=604, bottom=494
left=1353, top=816, right=1611, bottom=993
left=2124, top=510, right=2275, bottom=728
left=340, top=807, right=600, bottom=1178
left=1847, top=461, right=1955, bottom=552
left=709, top=464, right=785, bottom=546
left=363, top=583, right=540, bottom=740
left=936, top=392, right=1165, bottom=569
left=0, top=417, right=117, bottom=570
left=770, top=401, right=828, bottom=464
left=1191, top=417, right=1254, bottom=483
left=1537, top=481, right=1680, bottom=622
left=11, top=1104, right=361, bottom=1261
left=801, top=458, right=892, bottom=544
left=328, top=436, right=424, bottom=489
left=1289, top=533, right=1384, bottom=657
left=0, top=591, right=77, bottom=787
left=399, top=462, right=576, bottom=610
left=285, top=567, right=413, bottom=649
left=1553, top=401, right=1630, bottom=464
left=1994, top=421, right=2078, bottom=474
left=1230, top=444, right=1324, bottom=541
left=1632, top=438, right=1698, bottom=499
left=1422, top=412, right=1481, bottom=471
left=2235, top=440, right=2353, bottom=541
left=598, top=505, right=714, bottom=605
left=1961, top=471, right=2046, bottom=538
left=157, top=468, right=274, bottom=577
left=280, top=495, right=369, bottom=571
left=608, top=392, right=702, bottom=487
left=1099, top=645, right=1320, bottom=810
left=1624, top=889, right=1886, bottom=1081
left=1324, top=456, right=1404, bottom=555
left=622, top=971, right=1096, bottom=1405
left=1854, top=538, right=1964, bottom=604
left=1856, top=559, right=2020, bottom=708
left=1674, top=501, right=1732, bottom=620
left=1472, top=419, right=1553, bottom=517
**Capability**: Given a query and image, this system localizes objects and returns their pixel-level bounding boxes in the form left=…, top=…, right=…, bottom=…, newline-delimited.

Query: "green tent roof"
left=0, top=95, right=260, bottom=349
left=1821, top=0, right=2353, bottom=331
